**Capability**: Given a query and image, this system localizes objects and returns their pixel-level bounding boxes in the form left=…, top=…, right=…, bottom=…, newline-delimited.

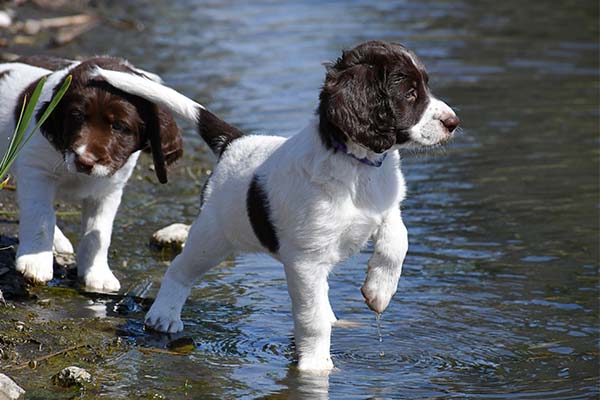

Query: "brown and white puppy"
left=92, top=40, right=459, bottom=371
left=0, top=56, right=182, bottom=292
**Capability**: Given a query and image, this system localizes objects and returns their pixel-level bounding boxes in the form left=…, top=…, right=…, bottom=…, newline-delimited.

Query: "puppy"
left=0, top=56, right=182, bottom=292
left=93, top=41, right=459, bottom=371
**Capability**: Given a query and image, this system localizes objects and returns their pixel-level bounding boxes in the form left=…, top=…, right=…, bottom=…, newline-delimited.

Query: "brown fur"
left=27, top=57, right=182, bottom=183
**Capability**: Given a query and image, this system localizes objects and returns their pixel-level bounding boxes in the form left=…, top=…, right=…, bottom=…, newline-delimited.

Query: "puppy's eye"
left=405, top=88, right=417, bottom=102
left=70, top=110, right=85, bottom=122
left=111, top=121, right=129, bottom=133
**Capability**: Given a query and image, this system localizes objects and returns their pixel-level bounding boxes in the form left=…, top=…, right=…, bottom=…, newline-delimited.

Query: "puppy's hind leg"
left=53, top=225, right=74, bottom=255
left=145, top=214, right=230, bottom=333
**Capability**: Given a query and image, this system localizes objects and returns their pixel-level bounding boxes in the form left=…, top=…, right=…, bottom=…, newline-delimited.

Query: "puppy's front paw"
left=361, top=266, right=400, bottom=314
left=145, top=303, right=184, bottom=333
left=81, top=268, right=121, bottom=293
left=16, top=252, right=54, bottom=284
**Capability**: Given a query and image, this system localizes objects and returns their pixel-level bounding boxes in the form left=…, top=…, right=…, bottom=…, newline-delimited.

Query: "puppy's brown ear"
left=319, top=62, right=395, bottom=154
left=157, top=108, right=183, bottom=166
left=17, top=76, right=69, bottom=151
left=142, top=104, right=182, bottom=184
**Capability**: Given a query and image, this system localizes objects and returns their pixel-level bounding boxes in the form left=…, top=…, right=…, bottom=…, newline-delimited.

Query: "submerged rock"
left=52, top=366, right=92, bottom=388
left=0, top=373, right=25, bottom=400
left=0, top=11, right=12, bottom=29
left=150, top=223, right=190, bottom=249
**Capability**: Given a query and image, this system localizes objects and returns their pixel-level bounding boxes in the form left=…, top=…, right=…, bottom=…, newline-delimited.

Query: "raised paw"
left=361, top=265, right=400, bottom=314
left=16, top=252, right=54, bottom=284
left=81, top=268, right=121, bottom=293
left=145, top=305, right=184, bottom=333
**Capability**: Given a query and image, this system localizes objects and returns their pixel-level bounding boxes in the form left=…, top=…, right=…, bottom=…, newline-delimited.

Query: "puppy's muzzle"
left=441, top=114, right=460, bottom=134
left=74, top=154, right=96, bottom=174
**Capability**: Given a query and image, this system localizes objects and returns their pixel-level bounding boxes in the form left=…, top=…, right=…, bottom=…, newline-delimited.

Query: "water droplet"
left=376, top=313, right=383, bottom=343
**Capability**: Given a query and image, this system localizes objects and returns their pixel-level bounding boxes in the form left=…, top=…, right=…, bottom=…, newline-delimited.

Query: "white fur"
left=91, top=67, right=204, bottom=121
left=144, top=123, right=408, bottom=372
left=0, top=62, right=144, bottom=292
left=53, top=225, right=74, bottom=254
left=96, top=68, right=456, bottom=372
left=407, top=96, right=456, bottom=147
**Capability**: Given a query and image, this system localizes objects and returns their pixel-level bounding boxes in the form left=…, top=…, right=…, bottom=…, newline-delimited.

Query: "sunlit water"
left=11, top=0, right=600, bottom=398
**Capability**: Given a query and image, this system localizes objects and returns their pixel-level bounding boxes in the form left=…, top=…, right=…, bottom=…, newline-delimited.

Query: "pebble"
left=150, top=223, right=190, bottom=249
left=52, top=366, right=92, bottom=388
left=0, top=373, right=25, bottom=400
left=0, top=11, right=12, bottom=29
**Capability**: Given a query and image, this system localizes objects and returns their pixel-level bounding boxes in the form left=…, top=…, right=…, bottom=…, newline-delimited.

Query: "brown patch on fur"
left=318, top=40, right=431, bottom=152
left=16, top=55, right=75, bottom=71
left=36, top=57, right=182, bottom=183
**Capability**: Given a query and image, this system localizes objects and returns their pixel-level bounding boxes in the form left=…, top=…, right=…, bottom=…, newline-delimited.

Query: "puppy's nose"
left=441, top=114, right=460, bottom=133
left=75, top=154, right=95, bottom=172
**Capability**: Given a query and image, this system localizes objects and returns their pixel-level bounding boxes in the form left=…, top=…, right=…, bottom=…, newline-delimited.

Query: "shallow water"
left=4, top=0, right=600, bottom=398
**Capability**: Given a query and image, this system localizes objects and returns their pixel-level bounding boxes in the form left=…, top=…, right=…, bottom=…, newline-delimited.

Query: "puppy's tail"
left=91, top=67, right=244, bottom=156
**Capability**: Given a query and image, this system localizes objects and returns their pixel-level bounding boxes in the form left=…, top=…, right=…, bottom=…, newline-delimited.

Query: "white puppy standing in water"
left=93, top=41, right=459, bottom=372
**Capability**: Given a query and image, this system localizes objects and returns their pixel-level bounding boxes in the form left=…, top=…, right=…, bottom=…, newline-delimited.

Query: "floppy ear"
left=156, top=107, right=183, bottom=166
left=88, top=69, right=183, bottom=183
left=319, top=63, right=396, bottom=153
left=140, top=103, right=183, bottom=184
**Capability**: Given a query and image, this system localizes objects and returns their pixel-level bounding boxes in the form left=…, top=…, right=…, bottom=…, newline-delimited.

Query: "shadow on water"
left=0, top=0, right=598, bottom=398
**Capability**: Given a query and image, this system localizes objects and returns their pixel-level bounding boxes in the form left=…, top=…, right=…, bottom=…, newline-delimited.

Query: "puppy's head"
left=318, top=40, right=459, bottom=156
left=39, top=58, right=182, bottom=183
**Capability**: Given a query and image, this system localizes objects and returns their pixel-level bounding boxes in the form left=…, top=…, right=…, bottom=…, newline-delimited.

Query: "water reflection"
left=267, top=367, right=331, bottom=400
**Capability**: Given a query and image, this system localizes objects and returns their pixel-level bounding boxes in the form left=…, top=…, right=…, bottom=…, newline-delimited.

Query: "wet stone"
left=150, top=223, right=190, bottom=249
left=52, top=366, right=92, bottom=388
left=0, top=373, right=25, bottom=400
left=53, top=252, right=76, bottom=268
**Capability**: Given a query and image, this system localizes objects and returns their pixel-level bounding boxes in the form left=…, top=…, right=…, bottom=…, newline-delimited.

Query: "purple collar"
left=330, top=137, right=387, bottom=167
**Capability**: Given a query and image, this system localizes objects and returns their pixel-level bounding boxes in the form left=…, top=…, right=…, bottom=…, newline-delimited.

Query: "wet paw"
left=145, top=305, right=184, bottom=333
left=16, top=252, right=54, bottom=284
left=81, top=268, right=121, bottom=293
left=361, top=266, right=400, bottom=314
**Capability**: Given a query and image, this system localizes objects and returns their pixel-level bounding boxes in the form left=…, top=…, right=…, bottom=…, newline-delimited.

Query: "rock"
left=0, top=373, right=25, bottom=400
left=53, top=251, right=76, bottom=268
left=150, top=223, right=190, bottom=249
left=52, top=366, right=92, bottom=388
left=0, top=11, right=12, bottom=29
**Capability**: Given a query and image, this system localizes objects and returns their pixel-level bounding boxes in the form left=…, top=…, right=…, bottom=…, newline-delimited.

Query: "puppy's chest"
left=334, top=199, right=381, bottom=256
left=291, top=196, right=381, bottom=260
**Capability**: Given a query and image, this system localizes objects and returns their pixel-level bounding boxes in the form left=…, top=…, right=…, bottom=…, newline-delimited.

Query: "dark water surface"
left=6, top=0, right=600, bottom=398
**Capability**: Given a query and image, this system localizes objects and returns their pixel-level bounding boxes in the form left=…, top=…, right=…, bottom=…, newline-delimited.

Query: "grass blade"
left=0, top=75, right=72, bottom=189
left=1, top=96, right=27, bottom=167
left=29, top=75, right=72, bottom=136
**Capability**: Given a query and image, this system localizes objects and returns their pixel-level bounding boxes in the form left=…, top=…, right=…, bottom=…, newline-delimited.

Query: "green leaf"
left=0, top=75, right=72, bottom=188
left=0, top=96, right=27, bottom=170
left=15, top=75, right=72, bottom=158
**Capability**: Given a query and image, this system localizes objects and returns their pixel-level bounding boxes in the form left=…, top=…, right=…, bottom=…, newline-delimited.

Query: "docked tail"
left=91, top=67, right=244, bottom=156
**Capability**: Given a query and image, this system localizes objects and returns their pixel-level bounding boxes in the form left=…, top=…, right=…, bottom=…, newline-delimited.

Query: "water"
left=4, top=0, right=600, bottom=398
